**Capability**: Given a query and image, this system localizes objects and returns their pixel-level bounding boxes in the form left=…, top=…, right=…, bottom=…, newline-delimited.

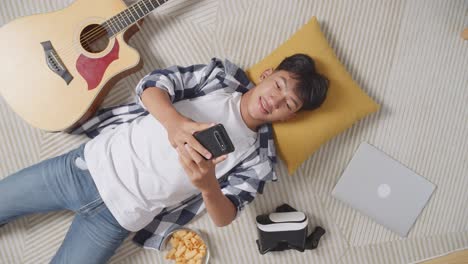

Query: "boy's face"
left=246, top=69, right=304, bottom=123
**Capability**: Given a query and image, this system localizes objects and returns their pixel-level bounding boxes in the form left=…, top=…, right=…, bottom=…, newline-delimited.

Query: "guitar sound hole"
left=80, top=24, right=110, bottom=53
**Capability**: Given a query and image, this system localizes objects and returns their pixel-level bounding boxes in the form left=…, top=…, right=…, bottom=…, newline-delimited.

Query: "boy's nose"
left=271, top=95, right=285, bottom=108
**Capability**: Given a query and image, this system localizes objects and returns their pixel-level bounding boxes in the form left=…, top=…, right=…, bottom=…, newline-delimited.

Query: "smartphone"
left=193, top=124, right=235, bottom=159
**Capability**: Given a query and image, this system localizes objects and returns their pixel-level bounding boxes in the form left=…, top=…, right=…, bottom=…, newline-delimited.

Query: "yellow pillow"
left=246, top=17, right=380, bottom=175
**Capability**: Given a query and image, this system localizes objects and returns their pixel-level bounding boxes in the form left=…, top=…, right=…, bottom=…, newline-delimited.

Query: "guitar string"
left=56, top=0, right=161, bottom=56
left=54, top=0, right=142, bottom=55
left=73, top=0, right=163, bottom=48
left=54, top=0, right=165, bottom=60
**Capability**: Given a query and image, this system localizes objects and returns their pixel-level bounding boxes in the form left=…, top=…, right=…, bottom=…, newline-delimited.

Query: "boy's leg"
left=50, top=200, right=129, bottom=264
left=0, top=156, right=70, bottom=224
left=0, top=143, right=130, bottom=263
left=0, top=144, right=87, bottom=225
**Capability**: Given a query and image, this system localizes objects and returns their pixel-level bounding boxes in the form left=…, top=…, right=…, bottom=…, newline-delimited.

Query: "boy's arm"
left=141, top=86, right=213, bottom=159
left=177, top=144, right=274, bottom=227
left=202, top=187, right=236, bottom=227
left=177, top=144, right=236, bottom=227
left=138, top=63, right=216, bottom=158
left=135, top=63, right=209, bottom=107
left=140, top=88, right=183, bottom=131
left=220, top=152, right=275, bottom=220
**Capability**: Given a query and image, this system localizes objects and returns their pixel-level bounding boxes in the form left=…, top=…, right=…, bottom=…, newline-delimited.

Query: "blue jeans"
left=0, top=144, right=130, bottom=264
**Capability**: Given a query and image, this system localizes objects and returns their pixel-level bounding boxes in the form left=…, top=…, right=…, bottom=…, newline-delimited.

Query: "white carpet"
left=1, top=0, right=467, bottom=263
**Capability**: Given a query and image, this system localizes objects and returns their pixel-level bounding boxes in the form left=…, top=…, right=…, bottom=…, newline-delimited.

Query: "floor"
left=1, top=0, right=467, bottom=263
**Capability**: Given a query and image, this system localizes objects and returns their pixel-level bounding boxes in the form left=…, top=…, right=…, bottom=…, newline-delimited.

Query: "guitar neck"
left=104, top=0, right=169, bottom=37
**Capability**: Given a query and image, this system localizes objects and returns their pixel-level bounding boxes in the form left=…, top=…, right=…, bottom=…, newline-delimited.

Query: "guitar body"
left=0, top=0, right=143, bottom=132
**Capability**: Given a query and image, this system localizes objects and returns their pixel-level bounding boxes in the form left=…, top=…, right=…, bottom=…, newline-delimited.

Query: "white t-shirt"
left=84, top=91, right=257, bottom=231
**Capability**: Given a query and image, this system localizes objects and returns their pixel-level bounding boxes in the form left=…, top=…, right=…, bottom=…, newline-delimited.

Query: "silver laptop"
left=332, top=142, right=436, bottom=237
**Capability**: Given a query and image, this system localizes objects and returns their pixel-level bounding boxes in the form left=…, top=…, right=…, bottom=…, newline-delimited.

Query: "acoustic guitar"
left=0, top=0, right=169, bottom=132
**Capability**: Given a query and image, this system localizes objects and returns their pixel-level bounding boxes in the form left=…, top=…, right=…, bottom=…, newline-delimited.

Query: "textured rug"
left=0, top=0, right=467, bottom=263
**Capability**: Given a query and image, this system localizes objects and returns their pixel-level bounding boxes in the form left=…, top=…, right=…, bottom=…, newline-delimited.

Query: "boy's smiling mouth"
left=259, top=96, right=271, bottom=114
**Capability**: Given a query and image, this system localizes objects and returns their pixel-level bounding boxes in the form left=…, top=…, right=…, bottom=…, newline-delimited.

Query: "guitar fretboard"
left=103, top=0, right=168, bottom=36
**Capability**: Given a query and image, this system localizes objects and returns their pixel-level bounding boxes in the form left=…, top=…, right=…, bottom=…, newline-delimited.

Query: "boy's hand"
left=165, top=116, right=214, bottom=159
left=177, top=144, right=227, bottom=193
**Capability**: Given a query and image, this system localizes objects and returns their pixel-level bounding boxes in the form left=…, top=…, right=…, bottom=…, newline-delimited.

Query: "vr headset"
left=256, top=204, right=326, bottom=254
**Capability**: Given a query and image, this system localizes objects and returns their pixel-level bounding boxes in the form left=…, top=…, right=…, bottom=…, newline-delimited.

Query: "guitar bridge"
left=41, top=41, right=73, bottom=84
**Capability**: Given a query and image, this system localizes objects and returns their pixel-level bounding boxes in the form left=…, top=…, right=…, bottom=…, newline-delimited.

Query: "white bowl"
left=162, top=227, right=210, bottom=264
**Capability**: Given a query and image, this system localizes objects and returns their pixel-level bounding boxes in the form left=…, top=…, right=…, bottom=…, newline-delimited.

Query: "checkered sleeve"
left=134, top=58, right=228, bottom=109
left=221, top=150, right=275, bottom=218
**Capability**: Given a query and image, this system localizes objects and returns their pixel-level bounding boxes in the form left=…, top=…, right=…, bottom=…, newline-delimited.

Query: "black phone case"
left=193, top=124, right=235, bottom=159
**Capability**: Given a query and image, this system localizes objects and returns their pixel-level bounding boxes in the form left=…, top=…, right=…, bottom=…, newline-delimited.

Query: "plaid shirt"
left=71, top=58, right=277, bottom=250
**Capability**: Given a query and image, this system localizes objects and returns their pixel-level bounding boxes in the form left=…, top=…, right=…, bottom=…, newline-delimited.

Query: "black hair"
left=276, top=54, right=329, bottom=111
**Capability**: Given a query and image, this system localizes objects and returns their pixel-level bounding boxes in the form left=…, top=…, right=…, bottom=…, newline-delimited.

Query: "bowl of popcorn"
left=162, top=228, right=210, bottom=264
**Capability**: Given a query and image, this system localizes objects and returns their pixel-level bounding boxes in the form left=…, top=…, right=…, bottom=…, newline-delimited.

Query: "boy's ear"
left=259, top=68, right=274, bottom=81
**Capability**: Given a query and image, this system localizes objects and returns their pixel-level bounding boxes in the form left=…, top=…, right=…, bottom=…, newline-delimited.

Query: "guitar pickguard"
left=76, top=39, right=120, bottom=90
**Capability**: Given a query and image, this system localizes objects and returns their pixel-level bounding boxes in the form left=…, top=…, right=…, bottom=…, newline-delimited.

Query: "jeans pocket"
left=78, top=197, right=105, bottom=217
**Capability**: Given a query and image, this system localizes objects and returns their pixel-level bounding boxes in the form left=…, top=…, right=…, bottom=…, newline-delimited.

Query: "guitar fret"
left=142, top=0, right=151, bottom=13
left=139, top=2, right=146, bottom=14
left=116, top=14, right=126, bottom=30
left=112, top=16, right=119, bottom=30
left=104, top=21, right=114, bottom=36
left=110, top=16, right=118, bottom=33
left=142, top=2, right=150, bottom=15
left=148, top=0, right=156, bottom=9
left=134, top=3, right=146, bottom=18
left=129, top=6, right=138, bottom=21
left=107, top=19, right=114, bottom=35
left=114, top=16, right=121, bottom=32
left=104, top=0, right=168, bottom=37
left=123, top=9, right=132, bottom=26
left=127, top=9, right=134, bottom=23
